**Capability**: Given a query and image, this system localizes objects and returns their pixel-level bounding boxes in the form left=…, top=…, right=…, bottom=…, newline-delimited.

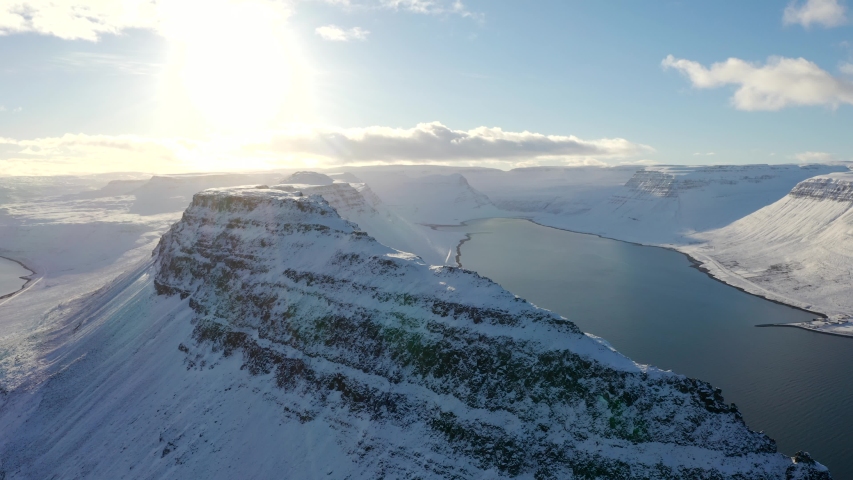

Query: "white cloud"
left=0, top=123, right=652, bottom=175
left=263, top=122, right=652, bottom=161
left=794, top=151, right=836, bottom=161
left=692, top=152, right=716, bottom=156
left=0, top=0, right=293, bottom=41
left=0, top=0, right=476, bottom=42
left=783, top=0, right=848, bottom=28
left=0, top=0, right=161, bottom=41
left=0, top=133, right=205, bottom=175
left=380, top=0, right=479, bottom=19
left=315, top=25, right=369, bottom=41
left=841, top=62, right=853, bottom=75
left=662, top=54, right=853, bottom=110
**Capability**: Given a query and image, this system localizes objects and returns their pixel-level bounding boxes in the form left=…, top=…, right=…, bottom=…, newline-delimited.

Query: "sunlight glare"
left=160, top=0, right=303, bottom=132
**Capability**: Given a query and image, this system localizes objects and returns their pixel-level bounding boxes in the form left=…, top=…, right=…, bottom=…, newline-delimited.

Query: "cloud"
left=0, top=123, right=653, bottom=175
left=262, top=122, right=652, bottom=162
left=0, top=0, right=293, bottom=41
left=662, top=54, right=853, bottom=110
left=692, top=152, right=716, bottom=156
left=379, top=0, right=480, bottom=19
left=783, top=0, right=848, bottom=28
left=315, top=25, right=369, bottom=41
left=0, top=0, right=477, bottom=42
left=794, top=151, right=836, bottom=161
left=0, top=134, right=202, bottom=175
left=325, top=0, right=480, bottom=18
left=0, top=0, right=161, bottom=41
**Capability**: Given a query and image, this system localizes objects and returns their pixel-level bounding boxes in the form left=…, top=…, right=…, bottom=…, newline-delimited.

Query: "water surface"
left=444, top=218, right=853, bottom=478
left=0, top=257, right=31, bottom=297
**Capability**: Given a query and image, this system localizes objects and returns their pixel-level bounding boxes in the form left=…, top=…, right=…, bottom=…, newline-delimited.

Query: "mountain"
left=464, top=164, right=849, bottom=245
left=275, top=181, right=450, bottom=265
left=281, top=171, right=335, bottom=186
left=351, top=172, right=502, bottom=225
left=0, top=186, right=829, bottom=478
left=684, top=172, right=853, bottom=326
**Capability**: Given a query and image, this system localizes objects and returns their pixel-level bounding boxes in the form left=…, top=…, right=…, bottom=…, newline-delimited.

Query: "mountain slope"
left=276, top=182, right=449, bottom=265
left=350, top=172, right=503, bottom=225
left=0, top=186, right=829, bottom=479
left=684, top=172, right=853, bottom=324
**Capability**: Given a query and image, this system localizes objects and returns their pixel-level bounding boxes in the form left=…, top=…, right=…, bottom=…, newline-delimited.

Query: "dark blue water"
left=447, top=218, right=853, bottom=478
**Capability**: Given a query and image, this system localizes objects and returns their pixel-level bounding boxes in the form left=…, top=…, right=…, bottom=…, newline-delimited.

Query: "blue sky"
left=1, top=0, right=852, bottom=174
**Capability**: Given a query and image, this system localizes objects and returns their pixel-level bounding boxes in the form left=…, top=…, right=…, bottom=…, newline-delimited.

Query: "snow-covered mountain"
left=281, top=171, right=335, bottom=185
left=351, top=172, right=504, bottom=225
left=464, top=164, right=849, bottom=245
left=0, top=186, right=830, bottom=478
left=274, top=181, right=451, bottom=265
left=683, top=172, right=853, bottom=328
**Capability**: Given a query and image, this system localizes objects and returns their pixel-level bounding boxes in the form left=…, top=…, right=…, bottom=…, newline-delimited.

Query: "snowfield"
left=0, top=186, right=831, bottom=478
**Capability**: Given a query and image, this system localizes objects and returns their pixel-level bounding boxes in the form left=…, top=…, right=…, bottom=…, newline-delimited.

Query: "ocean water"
left=444, top=217, right=853, bottom=478
left=0, top=257, right=30, bottom=297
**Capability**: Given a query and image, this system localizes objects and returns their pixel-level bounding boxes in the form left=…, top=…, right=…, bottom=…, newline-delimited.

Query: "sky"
left=1, top=0, right=852, bottom=175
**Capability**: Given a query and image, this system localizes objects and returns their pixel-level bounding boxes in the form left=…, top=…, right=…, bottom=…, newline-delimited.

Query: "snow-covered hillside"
left=465, top=164, right=849, bottom=245
left=0, top=186, right=830, bottom=478
left=352, top=171, right=504, bottom=225
left=683, top=172, right=853, bottom=331
left=274, top=182, right=452, bottom=265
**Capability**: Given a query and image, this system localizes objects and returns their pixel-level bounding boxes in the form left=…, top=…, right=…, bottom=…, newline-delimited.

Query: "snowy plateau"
left=0, top=163, right=848, bottom=478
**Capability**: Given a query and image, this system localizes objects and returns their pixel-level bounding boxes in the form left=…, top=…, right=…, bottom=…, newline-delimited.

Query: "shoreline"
left=442, top=216, right=848, bottom=339
left=755, top=323, right=853, bottom=339
left=0, top=255, right=36, bottom=301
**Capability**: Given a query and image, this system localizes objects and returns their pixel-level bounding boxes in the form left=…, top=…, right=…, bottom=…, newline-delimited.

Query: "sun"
left=159, top=0, right=310, bottom=133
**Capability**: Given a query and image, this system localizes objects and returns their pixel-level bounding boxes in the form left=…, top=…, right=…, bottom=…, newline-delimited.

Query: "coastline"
left=755, top=323, right=853, bottom=339
left=0, top=255, right=36, bottom=301
left=443, top=216, right=850, bottom=339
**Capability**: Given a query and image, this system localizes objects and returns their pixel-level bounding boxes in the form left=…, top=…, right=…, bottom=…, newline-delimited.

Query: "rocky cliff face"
left=152, top=186, right=828, bottom=479
left=789, top=175, right=853, bottom=202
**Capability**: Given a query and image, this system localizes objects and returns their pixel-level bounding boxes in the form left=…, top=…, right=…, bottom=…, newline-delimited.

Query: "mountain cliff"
left=150, top=187, right=825, bottom=478
left=0, top=186, right=830, bottom=478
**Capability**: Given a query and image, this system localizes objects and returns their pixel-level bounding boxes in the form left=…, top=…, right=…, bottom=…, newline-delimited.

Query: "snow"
left=0, top=165, right=846, bottom=476
left=351, top=171, right=504, bottom=225
left=461, top=164, right=848, bottom=245
left=0, top=185, right=829, bottom=478
left=682, top=171, right=853, bottom=329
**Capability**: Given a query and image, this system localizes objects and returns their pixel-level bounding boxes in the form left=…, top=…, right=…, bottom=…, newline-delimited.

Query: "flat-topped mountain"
left=0, top=186, right=831, bottom=478
left=280, top=171, right=336, bottom=185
